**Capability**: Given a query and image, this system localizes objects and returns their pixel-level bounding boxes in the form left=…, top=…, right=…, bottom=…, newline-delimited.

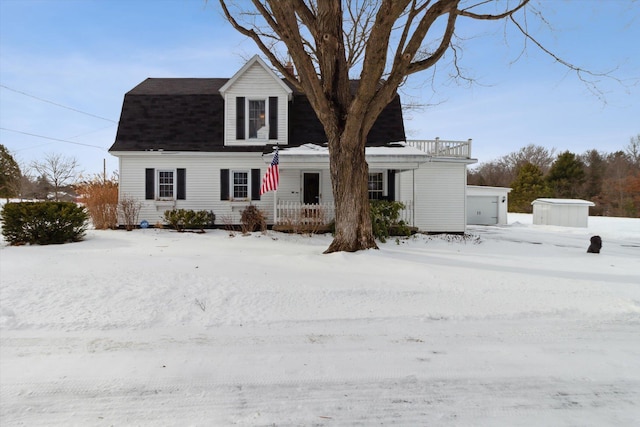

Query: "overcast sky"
left=1, top=0, right=638, bottom=176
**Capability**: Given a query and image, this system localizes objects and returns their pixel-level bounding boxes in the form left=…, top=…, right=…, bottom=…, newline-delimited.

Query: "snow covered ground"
left=1, top=213, right=639, bottom=426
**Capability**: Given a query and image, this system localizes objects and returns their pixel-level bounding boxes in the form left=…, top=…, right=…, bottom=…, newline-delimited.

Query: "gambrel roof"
left=109, top=77, right=406, bottom=153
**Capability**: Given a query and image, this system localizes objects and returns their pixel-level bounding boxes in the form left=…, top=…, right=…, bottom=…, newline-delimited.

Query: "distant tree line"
left=1, top=146, right=81, bottom=202
left=3, top=138, right=639, bottom=218
left=468, top=135, right=640, bottom=217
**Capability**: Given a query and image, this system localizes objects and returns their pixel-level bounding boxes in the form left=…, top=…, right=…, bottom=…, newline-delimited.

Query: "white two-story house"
left=109, top=55, right=477, bottom=232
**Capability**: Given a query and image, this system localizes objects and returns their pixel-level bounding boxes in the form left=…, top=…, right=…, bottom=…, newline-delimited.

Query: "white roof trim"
left=219, top=55, right=293, bottom=99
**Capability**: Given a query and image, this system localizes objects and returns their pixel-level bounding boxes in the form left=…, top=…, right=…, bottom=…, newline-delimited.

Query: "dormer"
left=219, top=55, right=293, bottom=146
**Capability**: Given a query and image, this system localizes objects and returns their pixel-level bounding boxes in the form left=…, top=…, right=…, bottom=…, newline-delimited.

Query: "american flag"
left=260, top=147, right=279, bottom=195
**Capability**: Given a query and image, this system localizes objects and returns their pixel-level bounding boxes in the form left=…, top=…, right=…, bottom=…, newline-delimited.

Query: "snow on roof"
left=531, top=198, right=595, bottom=206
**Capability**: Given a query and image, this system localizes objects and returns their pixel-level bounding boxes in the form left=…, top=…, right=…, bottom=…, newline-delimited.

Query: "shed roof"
left=531, top=198, right=595, bottom=206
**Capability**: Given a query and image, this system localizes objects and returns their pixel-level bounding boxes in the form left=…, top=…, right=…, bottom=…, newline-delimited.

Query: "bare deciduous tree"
left=30, top=153, right=79, bottom=201
left=626, top=134, right=640, bottom=167
left=218, top=0, right=614, bottom=252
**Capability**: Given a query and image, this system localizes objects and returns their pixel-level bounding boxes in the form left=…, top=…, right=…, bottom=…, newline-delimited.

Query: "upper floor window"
left=235, top=96, right=278, bottom=142
left=368, top=172, right=384, bottom=200
left=248, top=100, right=266, bottom=139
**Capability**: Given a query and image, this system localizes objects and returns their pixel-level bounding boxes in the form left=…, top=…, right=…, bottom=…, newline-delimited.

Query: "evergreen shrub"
left=1, top=201, right=88, bottom=245
left=370, top=200, right=411, bottom=243
left=163, top=209, right=214, bottom=232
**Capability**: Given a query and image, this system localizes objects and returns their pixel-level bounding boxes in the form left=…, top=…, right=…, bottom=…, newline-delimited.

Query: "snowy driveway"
left=1, top=215, right=639, bottom=425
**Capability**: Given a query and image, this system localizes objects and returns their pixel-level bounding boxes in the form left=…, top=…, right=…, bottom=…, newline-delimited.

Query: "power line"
left=0, top=127, right=106, bottom=150
left=0, top=84, right=118, bottom=123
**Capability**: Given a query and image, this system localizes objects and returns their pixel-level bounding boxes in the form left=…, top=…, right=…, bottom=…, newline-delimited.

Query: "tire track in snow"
left=2, top=377, right=638, bottom=426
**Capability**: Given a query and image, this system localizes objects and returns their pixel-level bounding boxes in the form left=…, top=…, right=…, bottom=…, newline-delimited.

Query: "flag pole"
left=260, top=145, right=280, bottom=227
left=273, top=145, right=278, bottom=225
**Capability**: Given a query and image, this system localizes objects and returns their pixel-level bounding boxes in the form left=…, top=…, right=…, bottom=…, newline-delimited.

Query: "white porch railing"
left=405, top=138, right=472, bottom=158
left=398, top=200, right=413, bottom=225
left=276, top=202, right=335, bottom=226
left=275, top=200, right=413, bottom=226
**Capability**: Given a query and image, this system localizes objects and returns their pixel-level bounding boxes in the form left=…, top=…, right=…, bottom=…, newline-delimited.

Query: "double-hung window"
left=220, top=169, right=261, bottom=201
left=248, top=100, right=266, bottom=139
left=235, top=96, right=278, bottom=142
left=368, top=172, right=384, bottom=200
left=145, top=168, right=186, bottom=200
left=158, top=170, right=174, bottom=199
left=232, top=170, right=249, bottom=199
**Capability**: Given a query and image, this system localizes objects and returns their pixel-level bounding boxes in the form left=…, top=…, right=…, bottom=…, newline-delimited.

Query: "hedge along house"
left=109, top=55, right=477, bottom=232
left=531, top=198, right=596, bottom=228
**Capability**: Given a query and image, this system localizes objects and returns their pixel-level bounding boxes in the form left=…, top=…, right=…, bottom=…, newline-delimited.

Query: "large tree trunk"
left=324, top=130, right=377, bottom=253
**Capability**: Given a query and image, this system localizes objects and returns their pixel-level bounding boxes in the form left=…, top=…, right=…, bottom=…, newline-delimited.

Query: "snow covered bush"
left=0, top=201, right=88, bottom=245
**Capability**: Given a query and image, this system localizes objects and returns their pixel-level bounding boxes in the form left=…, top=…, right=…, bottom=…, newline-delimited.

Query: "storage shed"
left=531, top=198, right=595, bottom=228
left=467, top=185, right=511, bottom=225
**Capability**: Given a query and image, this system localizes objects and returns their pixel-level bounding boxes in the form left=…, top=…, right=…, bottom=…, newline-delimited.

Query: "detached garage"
left=467, top=186, right=511, bottom=225
left=531, top=198, right=595, bottom=228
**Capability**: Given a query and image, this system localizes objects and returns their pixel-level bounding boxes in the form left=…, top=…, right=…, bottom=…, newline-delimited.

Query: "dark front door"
left=303, top=172, right=320, bottom=204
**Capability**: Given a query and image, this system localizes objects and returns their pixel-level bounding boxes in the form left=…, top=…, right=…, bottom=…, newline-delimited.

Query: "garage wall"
left=466, top=186, right=511, bottom=225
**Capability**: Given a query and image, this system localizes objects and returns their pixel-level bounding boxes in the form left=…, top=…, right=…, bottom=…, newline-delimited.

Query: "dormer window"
left=236, top=96, right=278, bottom=141
left=248, top=100, right=266, bottom=139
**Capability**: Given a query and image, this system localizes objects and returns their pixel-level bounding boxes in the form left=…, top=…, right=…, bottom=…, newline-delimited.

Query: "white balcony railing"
left=405, top=138, right=472, bottom=158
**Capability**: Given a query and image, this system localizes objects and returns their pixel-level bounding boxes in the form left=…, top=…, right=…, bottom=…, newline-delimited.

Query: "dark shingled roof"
left=110, top=78, right=405, bottom=152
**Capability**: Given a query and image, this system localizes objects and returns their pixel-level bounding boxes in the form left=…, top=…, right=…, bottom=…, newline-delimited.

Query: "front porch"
left=272, top=200, right=414, bottom=232
left=261, top=138, right=474, bottom=233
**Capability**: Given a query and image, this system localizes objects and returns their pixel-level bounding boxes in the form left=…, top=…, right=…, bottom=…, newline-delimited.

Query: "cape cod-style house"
left=109, top=55, right=477, bottom=232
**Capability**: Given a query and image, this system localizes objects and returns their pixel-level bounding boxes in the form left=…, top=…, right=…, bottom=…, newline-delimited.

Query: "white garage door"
left=467, top=196, right=498, bottom=225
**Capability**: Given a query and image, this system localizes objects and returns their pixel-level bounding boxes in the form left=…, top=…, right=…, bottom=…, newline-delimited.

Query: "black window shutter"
left=269, top=97, right=278, bottom=140
left=177, top=168, right=186, bottom=200
left=387, top=170, right=396, bottom=201
left=251, top=169, right=261, bottom=200
left=236, top=97, right=245, bottom=140
left=220, top=169, right=229, bottom=200
left=145, top=168, right=155, bottom=200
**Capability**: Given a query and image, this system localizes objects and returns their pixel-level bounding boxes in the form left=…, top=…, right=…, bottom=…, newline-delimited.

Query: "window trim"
left=157, top=169, right=176, bottom=200
left=230, top=169, right=250, bottom=200
left=247, top=99, right=267, bottom=139
left=231, top=96, right=279, bottom=145
left=368, top=171, right=386, bottom=200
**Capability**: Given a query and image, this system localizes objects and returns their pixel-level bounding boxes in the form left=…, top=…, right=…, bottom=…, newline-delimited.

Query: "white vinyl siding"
left=117, top=153, right=272, bottom=226
left=116, top=154, right=469, bottom=232
left=409, top=162, right=467, bottom=233
left=223, top=61, right=288, bottom=146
